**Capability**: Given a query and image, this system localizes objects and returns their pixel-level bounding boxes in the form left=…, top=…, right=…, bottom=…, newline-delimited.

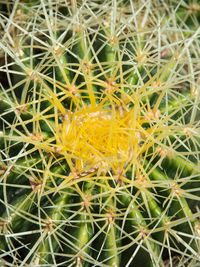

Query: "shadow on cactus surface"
left=0, top=0, right=200, bottom=266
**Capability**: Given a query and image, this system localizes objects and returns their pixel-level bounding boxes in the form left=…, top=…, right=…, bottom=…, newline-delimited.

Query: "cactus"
left=0, top=0, right=200, bottom=266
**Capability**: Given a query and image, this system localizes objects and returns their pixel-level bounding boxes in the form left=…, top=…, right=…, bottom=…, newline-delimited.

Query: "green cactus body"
left=0, top=1, right=200, bottom=266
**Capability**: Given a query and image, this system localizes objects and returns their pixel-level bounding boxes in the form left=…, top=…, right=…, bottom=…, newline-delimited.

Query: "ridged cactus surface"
left=0, top=0, right=200, bottom=266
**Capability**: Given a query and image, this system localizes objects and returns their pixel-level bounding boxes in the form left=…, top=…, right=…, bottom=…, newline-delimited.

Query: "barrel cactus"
left=0, top=0, right=200, bottom=266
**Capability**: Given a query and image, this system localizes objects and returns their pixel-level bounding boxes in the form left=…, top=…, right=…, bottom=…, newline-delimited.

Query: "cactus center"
left=57, top=105, right=142, bottom=169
